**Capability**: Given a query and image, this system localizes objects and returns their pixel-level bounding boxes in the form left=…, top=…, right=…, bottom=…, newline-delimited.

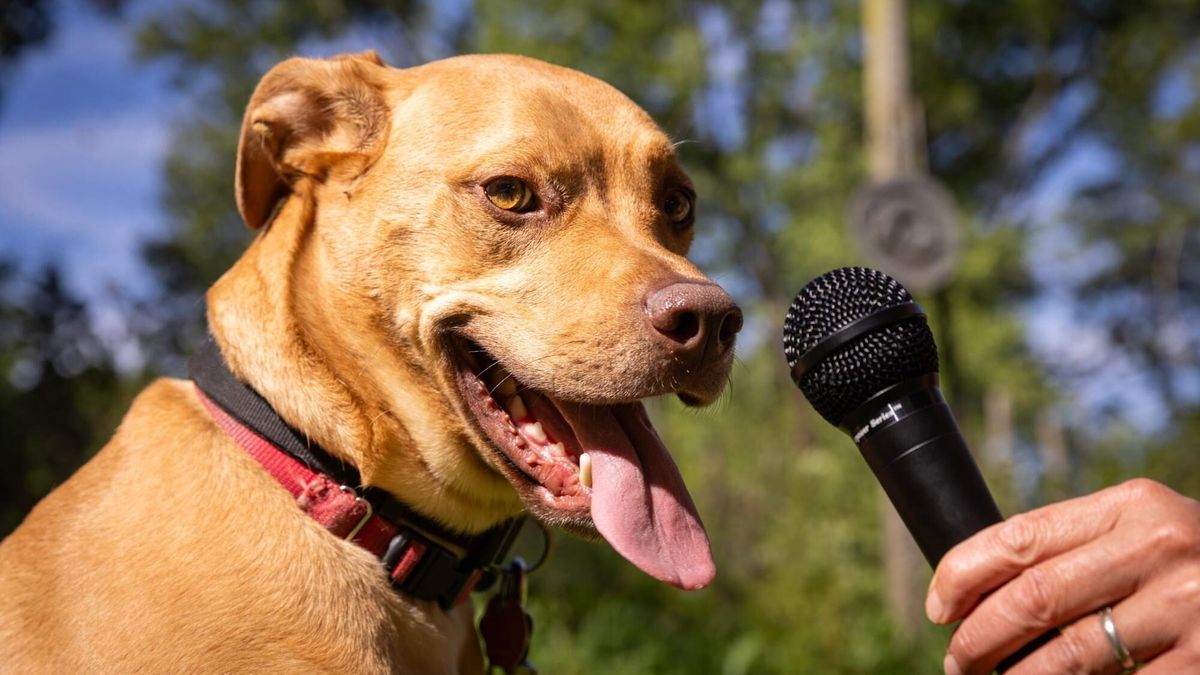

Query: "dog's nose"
left=645, top=281, right=743, bottom=361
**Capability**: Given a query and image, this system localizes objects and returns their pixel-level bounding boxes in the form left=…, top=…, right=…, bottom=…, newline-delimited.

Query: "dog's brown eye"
left=664, top=189, right=693, bottom=225
left=485, top=178, right=534, bottom=212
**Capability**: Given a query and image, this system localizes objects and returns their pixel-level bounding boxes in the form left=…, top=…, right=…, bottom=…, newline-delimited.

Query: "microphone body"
left=848, top=383, right=1002, bottom=566
left=783, top=267, right=1053, bottom=672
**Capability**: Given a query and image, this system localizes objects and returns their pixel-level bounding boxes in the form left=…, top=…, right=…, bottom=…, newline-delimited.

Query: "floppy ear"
left=235, top=50, right=390, bottom=229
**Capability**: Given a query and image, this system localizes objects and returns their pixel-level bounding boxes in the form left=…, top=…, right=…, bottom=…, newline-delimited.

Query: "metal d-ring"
left=338, top=485, right=374, bottom=541
left=522, top=518, right=554, bottom=576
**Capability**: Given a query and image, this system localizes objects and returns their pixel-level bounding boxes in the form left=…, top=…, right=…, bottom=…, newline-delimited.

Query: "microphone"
left=782, top=266, right=1052, bottom=671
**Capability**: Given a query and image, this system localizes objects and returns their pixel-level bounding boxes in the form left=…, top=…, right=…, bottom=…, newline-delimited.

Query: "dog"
left=0, top=51, right=741, bottom=673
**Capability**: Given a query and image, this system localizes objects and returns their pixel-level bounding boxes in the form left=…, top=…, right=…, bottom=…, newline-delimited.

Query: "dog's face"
left=233, top=53, right=740, bottom=589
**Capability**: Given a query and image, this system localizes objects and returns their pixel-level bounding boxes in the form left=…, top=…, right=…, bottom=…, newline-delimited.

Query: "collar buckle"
left=380, top=517, right=528, bottom=609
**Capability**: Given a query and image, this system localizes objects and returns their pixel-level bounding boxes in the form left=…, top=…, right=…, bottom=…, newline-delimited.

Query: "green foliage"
left=0, top=265, right=145, bottom=536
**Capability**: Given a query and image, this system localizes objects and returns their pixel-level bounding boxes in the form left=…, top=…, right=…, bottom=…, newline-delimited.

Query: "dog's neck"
left=207, top=193, right=512, bottom=534
left=209, top=193, right=373, bottom=455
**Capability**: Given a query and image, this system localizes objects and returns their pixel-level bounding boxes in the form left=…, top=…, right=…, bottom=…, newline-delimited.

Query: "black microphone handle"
left=854, top=389, right=1057, bottom=672
left=856, top=392, right=1002, bottom=565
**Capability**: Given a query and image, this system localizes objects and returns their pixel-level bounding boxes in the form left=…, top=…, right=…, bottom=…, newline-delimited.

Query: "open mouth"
left=449, top=334, right=715, bottom=590
left=453, top=337, right=593, bottom=511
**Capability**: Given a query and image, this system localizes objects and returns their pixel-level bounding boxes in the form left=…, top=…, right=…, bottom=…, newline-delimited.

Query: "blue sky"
left=0, top=2, right=181, bottom=305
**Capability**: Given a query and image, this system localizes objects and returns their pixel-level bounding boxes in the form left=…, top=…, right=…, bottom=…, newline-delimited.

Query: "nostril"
left=718, top=307, right=743, bottom=346
left=663, top=311, right=701, bottom=344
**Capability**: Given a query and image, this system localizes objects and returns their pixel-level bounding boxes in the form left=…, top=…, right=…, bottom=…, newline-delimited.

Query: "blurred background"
left=1, top=0, right=1198, bottom=672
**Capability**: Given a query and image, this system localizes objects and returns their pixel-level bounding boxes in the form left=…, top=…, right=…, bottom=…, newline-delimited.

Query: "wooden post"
left=864, top=0, right=923, bottom=179
left=862, top=0, right=929, bottom=642
left=984, top=388, right=1015, bottom=470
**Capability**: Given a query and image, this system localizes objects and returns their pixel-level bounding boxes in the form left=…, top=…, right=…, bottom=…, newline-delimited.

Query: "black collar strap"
left=189, top=336, right=524, bottom=608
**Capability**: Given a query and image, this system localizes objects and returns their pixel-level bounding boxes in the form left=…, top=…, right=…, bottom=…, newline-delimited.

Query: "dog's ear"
left=236, top=50, right=390, bottom=229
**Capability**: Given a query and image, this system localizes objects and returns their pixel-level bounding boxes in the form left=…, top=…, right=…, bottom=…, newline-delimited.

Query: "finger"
left=1138, top=646, right=1200, bottom=674
left=929, top=480, right=1155, bottom=624
left=943, top=531, right=1150, bottom=670
left=1002, top=572, right=1196, bottom=675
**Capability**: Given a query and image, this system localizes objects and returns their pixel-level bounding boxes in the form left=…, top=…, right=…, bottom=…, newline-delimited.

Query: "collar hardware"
left=338, top=486, right=374, bottom=541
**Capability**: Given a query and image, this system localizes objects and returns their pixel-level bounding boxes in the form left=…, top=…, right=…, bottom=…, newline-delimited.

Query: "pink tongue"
left=556, top=400, right=715, bottom=590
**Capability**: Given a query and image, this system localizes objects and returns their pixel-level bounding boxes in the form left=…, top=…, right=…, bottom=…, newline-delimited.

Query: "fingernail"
left=944, top=653, right=964, bottom=675
left=926, top=588, right=948, bottom=624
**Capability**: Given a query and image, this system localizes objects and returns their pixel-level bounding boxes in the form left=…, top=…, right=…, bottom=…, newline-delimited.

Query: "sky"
left=0, top=1, right=180, bottom=305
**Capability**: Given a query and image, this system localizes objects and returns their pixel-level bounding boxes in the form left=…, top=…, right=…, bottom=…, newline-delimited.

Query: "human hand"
left=926, top=479, right=1200, bottom=674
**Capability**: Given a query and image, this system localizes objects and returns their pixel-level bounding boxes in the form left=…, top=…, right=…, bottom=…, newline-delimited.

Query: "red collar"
left=195, top=385, right=521, bottom=609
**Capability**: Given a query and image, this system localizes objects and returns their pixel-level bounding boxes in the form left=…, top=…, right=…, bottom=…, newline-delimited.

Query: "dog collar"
left=189, top=336, right=524, bottom=609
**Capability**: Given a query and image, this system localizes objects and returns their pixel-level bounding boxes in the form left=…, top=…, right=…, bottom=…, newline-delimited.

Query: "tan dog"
left=0, top=51, right=741, bottom=673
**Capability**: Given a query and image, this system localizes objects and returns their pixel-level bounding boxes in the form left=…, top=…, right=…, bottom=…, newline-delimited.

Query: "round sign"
left=848, top=177, right=961, bottom=293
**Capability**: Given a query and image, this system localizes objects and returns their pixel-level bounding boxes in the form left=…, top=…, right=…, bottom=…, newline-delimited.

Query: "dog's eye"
left=485, top=178, right=535, bottom=212
left=664, top=189, right=693, bottom=225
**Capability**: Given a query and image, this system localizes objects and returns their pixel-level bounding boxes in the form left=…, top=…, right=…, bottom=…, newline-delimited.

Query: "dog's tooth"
left=580, top=452, right=592, bottom=489
left=547, top=442, right=567, bottom=458
left=522, top=421, right=547, bottom=444
left=506, top=395, right=528, bottom=420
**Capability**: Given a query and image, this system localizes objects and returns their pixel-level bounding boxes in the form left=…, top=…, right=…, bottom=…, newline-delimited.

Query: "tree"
left=0, top=264, right=137, bottom=536
left=0, top=0, right=125, bottom=110
left=1, top=0, right=54, bottom=103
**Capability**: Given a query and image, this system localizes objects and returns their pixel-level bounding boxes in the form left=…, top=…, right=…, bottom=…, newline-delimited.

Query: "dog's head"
left=230, top=52, right=741, bottom=589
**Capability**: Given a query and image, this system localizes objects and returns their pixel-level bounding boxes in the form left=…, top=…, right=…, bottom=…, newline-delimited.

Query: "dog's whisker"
left=486, top=373, right=518, bottom=398
left=480, top=351, right=572, bottom=397
left=355, top=344, right=388, bottom=381
left=477, top=360, right=504, bottom=378
left=368, top=405, right=397, bottom=425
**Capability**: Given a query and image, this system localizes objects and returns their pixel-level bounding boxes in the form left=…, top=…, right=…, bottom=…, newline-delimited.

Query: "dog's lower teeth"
left=580, top=452, right=592, bottom=489
left=522, top=421, right=547, bottom=444
left=547, top=442, right=567, bottom=458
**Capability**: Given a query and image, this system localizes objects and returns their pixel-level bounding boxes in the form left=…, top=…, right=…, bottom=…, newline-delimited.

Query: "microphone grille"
left=783, top=267, right=938, bottom=426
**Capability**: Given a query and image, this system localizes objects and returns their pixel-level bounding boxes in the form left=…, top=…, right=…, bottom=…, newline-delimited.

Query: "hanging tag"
left=479, top=559, right=536, bottom=674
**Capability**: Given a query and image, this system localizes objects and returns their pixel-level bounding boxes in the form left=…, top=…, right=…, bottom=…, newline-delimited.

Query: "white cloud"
left=0, top=111, right=168, bottom=235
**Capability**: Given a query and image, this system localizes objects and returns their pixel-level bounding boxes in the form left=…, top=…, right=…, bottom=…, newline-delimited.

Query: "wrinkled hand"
left=926, top=479, right=1200, bottom=674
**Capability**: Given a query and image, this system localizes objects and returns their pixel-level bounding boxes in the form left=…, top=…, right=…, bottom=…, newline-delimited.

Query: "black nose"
left=644, top=281, right=743, bottom=362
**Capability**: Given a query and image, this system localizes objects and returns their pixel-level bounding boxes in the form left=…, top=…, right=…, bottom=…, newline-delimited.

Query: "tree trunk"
left=862, top=0, right=929, bottom=641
